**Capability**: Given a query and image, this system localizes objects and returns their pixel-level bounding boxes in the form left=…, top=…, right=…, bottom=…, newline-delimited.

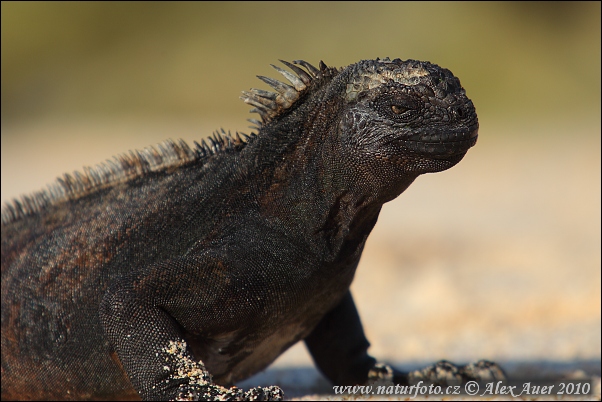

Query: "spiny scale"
left=1, top=131, right=247, bottom=225
left=239, top=60, right=326, bottom=126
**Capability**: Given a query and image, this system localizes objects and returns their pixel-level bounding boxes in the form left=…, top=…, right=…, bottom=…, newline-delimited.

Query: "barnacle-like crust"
left=345, top=58, right=462, bottom=102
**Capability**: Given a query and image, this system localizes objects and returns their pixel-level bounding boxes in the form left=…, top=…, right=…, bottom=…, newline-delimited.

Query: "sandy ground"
left=1, top=116, right=600, bottom=400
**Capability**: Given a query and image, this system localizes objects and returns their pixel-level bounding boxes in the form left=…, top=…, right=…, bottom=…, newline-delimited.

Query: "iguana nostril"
left=456, top=106, right=465, bottom=119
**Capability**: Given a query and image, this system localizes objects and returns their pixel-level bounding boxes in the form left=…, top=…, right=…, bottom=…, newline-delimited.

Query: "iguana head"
left=338, top=58, right=478, bottom=173
left=241, top=58, right=477, bottom=181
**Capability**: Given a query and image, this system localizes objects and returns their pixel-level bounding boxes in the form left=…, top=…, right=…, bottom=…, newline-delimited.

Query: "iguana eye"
left=388, top=101, right=417, bottom=120
left=374, top=92, right=421, bottom=122
left=391, top=105, right=410, bottom=115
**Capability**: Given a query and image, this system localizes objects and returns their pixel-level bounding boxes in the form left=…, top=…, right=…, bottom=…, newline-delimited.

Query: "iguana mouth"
left=401, top=127, right=478, bottom=158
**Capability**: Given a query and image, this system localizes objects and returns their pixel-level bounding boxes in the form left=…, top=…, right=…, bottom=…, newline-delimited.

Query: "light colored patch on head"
left=345, top=63, right=430, bottom=102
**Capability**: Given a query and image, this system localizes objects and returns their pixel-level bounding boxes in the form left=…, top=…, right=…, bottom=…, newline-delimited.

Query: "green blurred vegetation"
left=1, top=2, right=600, bottom=130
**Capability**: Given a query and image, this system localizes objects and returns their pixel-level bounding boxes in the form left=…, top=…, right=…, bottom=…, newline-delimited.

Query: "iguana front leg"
left=305, top=291, right=506, bottom=388
left=304, top=291, right=377, bottom=385
left=99, top=258, right=283, bottom=401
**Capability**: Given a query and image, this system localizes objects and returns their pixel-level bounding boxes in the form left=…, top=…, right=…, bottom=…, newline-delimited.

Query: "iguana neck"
left=245, top=95, right=416, bottom=261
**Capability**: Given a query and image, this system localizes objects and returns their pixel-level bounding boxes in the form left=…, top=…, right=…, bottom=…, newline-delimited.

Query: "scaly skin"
left=1, top=58, right=504, bottom=401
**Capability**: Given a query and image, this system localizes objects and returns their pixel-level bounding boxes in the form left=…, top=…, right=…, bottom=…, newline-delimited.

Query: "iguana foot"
left=243, top=386, right=284, bottom=401
left=175, top=384, right=283, bottom=401
left=368, top=363, right=394, bottom=383
left=461, top=360, right=507, bottom=383
left=408, top=359, right=506, bottom=386
left=164, top=340, right=284, bottom=401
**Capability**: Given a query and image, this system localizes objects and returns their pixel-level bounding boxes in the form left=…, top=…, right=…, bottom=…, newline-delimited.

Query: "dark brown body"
left=1, top=58, right=479, bottom=400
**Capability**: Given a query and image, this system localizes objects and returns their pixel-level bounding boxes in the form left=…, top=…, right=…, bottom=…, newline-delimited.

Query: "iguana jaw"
left=400, top=125, right=478, bottom=159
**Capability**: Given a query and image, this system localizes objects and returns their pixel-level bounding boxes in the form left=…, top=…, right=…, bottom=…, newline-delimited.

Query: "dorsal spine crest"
left=2, top=60, right=331, bottom=225
left=1, top=131, right=247, bottom=225
left=240, top=60, right=334, bottom=126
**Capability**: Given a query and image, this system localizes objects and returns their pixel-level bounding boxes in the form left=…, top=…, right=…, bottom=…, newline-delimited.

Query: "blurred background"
left=2, top=2, right=600, bottom=398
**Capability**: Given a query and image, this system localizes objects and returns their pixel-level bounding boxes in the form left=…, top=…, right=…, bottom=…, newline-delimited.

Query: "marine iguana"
left=1, top=58, right=505, bottom=400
